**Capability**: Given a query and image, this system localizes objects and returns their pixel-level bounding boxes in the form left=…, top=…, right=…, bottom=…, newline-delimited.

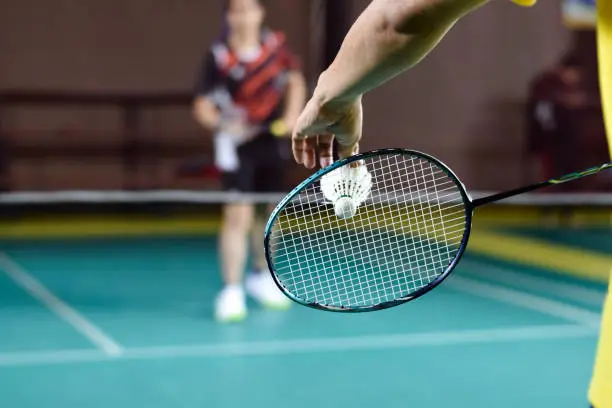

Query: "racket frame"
left=264, top=148, right=475, bottom=312
left=265, top=148, right=612, bottom=313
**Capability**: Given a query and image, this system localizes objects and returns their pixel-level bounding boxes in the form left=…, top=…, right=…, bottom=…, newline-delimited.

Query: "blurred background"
left=0, top=1, right=609, bottom=407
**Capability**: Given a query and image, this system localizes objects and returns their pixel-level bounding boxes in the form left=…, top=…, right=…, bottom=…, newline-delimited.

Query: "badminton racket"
left=264, top=148, right=612, bottom=312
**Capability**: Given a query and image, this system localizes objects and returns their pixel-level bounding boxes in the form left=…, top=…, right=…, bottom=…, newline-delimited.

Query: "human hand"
left=292, top=94, right=363, bottom=169
left=218, top=116, right=257, bottom=144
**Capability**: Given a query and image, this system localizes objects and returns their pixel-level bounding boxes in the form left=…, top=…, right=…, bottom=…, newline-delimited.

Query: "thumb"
left=335, top=126, right=361, bottom=159
left=332, top=100, right=362, bottom=160
left=337, top=140, right=359, bottom=160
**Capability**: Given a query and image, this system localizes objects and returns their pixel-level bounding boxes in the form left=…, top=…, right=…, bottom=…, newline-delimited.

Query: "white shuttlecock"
left=320, top=163, right=372, bottom=219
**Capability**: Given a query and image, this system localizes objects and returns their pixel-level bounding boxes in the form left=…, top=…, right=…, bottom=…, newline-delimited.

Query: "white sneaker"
left=214, top=285, right=247, bottom=322
left=246, top=270, right=291, bottom=310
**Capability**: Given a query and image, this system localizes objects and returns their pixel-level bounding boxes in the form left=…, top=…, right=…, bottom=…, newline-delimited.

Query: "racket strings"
left=274, top=162, right=458, bottom=305
left=269, top=153, right=468, bottom=308
left=276, top=190, right=460, bottom=302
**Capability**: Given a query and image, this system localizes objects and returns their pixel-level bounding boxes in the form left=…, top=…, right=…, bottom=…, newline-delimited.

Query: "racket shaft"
left=472, top=162, right=612, bottom=208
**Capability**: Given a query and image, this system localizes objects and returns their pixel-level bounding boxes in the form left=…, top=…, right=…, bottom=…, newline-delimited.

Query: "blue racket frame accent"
left=264, top=148, right=475, bottom=313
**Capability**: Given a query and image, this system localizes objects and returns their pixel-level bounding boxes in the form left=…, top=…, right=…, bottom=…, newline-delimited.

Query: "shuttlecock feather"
left=320, top=163, right=372, bottom=219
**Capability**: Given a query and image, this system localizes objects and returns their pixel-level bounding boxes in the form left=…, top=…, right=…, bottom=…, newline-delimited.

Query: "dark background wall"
left=349, top=0, right=570, bottom=189
left=0, top=0, right=580, bottom=190
left=0, top=0, right=314, bottom=90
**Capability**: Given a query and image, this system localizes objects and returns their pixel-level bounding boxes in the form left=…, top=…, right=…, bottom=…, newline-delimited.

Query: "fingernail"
left=320, top=157, right=333, bottom=168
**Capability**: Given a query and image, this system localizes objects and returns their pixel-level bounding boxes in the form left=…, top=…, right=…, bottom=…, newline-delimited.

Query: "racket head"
left=264, top=148, right=474, bottom=312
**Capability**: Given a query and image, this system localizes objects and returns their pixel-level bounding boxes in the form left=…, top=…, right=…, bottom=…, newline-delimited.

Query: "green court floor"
left=0, top=229, right=608, bottom=408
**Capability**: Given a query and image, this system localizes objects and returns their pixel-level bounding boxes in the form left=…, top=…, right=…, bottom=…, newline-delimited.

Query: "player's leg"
left=250, top=204, right=271, bottom=274
left=214, top=167, right=256, bottom=322
left=244, top=134, right=291, bottom=309
left=245, top=203, right=291, bottom=310
left=219, top=204, right=253, bottom=287
left=249, top=139, right=288, bottom=273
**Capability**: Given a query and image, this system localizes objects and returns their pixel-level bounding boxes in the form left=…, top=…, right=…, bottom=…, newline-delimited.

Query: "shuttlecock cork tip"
left=334, top=196, right=357, bottom=219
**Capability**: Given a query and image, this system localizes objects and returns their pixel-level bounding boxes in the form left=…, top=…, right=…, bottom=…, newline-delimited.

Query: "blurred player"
left=290, top=0, right=611, bottom=407
left=193, top=0, right=307, bottom=322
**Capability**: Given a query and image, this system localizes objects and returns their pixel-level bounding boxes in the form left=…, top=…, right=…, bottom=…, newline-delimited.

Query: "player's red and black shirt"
left=195, top=28, right=301, bottom=126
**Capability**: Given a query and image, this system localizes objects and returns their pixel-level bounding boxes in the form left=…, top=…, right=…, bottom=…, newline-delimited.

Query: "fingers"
left=317, top=134, right=334, bottom=168
left=292, top=134, right=335, bottom=169
left=293, top=129, right=359, bottom=169
left=291, top=136, right=315, bottom=169
left=292, top=96, right=363, bottom=169
left=292, top=135, right=304, bottom=164
left=302, top=137, right=317, bottom=169
left=292, top=112, right=311, bottom=165
left=292, top=134, right=316, bottom=168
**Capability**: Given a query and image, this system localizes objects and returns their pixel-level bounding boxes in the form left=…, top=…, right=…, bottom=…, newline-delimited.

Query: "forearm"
left=282, top=71, right=308, bottom=126
left=192, top=97, right=220, bottom=132
left=315, top=0, right=489, bottom=107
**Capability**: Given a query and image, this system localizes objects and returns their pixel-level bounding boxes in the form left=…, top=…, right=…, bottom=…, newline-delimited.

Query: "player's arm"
left=281, top=70, right=307, bottom=131
left=280, top=41, right=308, bottom=131
left=313, top=0, right=489, bottom=109
left=192, top=51, right=222, bottom=132
left=193, top=97, right=221, bottom=132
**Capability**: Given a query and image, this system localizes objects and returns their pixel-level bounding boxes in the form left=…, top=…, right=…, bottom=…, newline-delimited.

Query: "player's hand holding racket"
left=292, top=91, right=363, bottom=169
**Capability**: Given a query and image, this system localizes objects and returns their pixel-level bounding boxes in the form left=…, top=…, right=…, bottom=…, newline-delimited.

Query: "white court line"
left=462, top=260, right=606, bottom=306
left=0, top=252, right=123, bottom=356
left=0, top=324, right=597, bottom=367
left=449, top=276, right=602, bottom=328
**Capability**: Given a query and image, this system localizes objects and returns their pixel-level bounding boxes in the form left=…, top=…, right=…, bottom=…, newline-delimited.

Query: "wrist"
left=314, top=70, right=362, bottom=112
